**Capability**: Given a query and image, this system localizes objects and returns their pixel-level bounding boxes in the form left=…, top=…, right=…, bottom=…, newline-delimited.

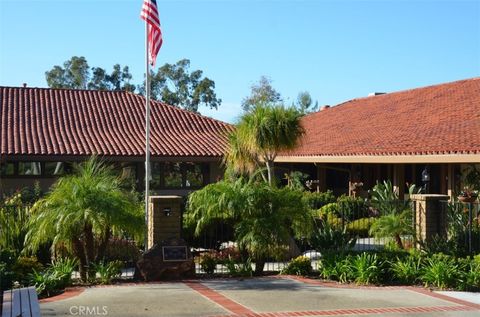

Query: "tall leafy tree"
left=241, top=76, right=282, bottom=112
left=295, top=91, right=319, bottom=114
left=25, top=158, right=144, bottom=281
left=45, top=56, right=135, bottom=92
left=185, top=178, right=313, bottom=274
left=139, top=59, right=221, bottom=112
left=46, top=56, right=90, bottom=89
left=226, top=105, right=304, bottom=185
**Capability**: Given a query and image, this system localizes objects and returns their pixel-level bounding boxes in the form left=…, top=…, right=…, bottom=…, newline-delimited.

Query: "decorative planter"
left=457, top=196, right=477, bottom=203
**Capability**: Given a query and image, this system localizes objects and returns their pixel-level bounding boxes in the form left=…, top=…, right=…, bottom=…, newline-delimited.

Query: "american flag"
left=140, top=0, right=163, bottom=67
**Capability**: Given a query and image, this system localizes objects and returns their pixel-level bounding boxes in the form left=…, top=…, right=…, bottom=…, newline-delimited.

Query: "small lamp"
left=421, top=166, right=430, bottom=193
left=163, top=207, right=172, bottom=217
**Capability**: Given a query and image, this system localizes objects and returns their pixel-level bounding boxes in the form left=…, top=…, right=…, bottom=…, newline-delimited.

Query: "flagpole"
left=144, top=22, right=151, bottom=252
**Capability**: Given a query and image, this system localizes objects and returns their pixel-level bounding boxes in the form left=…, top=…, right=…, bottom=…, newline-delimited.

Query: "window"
left=164, top=162, right=183, bottom=188
left=0, top=162, right=15, bottom=176
left=151, top=162, right=162, bottom=189
left=185, top=163, right=204, bottom=188
left=45, top=162, right=65, bottom=176
left=18, top=162, right=41, bottom=175
left=150, top=162, right=208, bottom=189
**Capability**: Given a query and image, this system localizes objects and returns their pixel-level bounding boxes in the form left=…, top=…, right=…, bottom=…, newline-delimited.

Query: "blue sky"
left=1, top=0, right=479, bottom=123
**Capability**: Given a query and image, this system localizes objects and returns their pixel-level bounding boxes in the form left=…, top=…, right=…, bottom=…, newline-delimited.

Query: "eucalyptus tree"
left=226, top=105, right=304, bottom=185
left=185, top=178, right=313, bottom=274
left=25, top=158, right=144, bottom=281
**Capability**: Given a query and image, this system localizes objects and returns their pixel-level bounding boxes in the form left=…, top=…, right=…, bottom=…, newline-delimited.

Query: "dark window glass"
left=185, top=163, right=203, bottom=188
left=164, top=162, right=183, bottom=188
left=45, top=162, right=65, bottom=176
left=18, top=162, right=41, bottom=175
left=151, top=162, right=162, bottom=189
left=0, top=162, right=15, bottom=176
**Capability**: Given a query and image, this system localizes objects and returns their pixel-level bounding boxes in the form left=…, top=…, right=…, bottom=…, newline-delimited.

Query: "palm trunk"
left=395, top=234, right=404, bottom=249
left=84, top=223, right=96, bottom=280
left=265, top=160, right=274, bottom=185
left=96, top=227, right=111, bottom=262
left=254, top=258, right=265, bottom=276
left=72, top=238, right=88, bottom=282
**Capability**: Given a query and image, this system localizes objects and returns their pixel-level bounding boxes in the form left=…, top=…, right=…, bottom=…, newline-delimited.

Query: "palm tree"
left=369, top=210, right=413, bottom=249
left=25, top=157, right=144, bottom=281
left=185, top=178, right=313, bottom=274
left=226, top=105, right=304, bottom=185
left=369, top=180, right=415, bottom=249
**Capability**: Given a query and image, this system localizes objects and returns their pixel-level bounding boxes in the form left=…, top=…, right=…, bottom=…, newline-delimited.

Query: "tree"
left=139, top=59, right=221, bottom=112
left=46, top=56, right=90, bottom=89
left=185, top=178, right=313, bottom=274
left=226, top=104, right=304, bottom=185
left=295, top=91, right=318, bottom=114
left=25, top=158, right=144, bottom=281
left=45, top=56, right=135, bottom=92
left=88, top=64, right=135, bottom=92
left=241, top=76, right=282, bottom=112
left=369, top=181, right=414, bottom=249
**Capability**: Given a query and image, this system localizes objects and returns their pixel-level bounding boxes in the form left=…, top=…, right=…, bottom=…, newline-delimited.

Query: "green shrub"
left=28, top=258, right=77, bottom=298
left=281, top=256, right=312, bottom=276
left=310, top=221, right=356, bottom=252
left=421, top=254, right=459, bottom=289
left=29, top=269, right=62, bottom=298
left=391, top=255, right=422, bottom=284
left=93, top=260, right=123, bottom=285
left=346, top=218, right=375, bottom=237
left=419, top=234, right=460, bottom=256
left=303, top=191, right=336, bottom=210
left=225, top=257, right=253, bottom=277
left=199, top=252, right=217, bottom=274
left=50, top=258, right=77, bottom=288
left=351, top=253, right=381, bottom=285
left=316, top=203, right=339, bottom=219
left=337, top=195, right=368, bottom=221
left=12, top=256, right=43, bottom=285
left=456, top=257, right=480, bottom=291
left=0, top=262, right=15, bottom=291
left=319, top=253, right=353, bottom=283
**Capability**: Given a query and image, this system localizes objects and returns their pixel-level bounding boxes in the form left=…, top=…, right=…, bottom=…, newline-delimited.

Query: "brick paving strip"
left=39, top=287, right=85, bottom=303
left=184, top=281, right=255, bottom=315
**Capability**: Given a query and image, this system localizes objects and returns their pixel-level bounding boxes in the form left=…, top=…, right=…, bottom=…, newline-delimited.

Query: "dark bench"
left=2, top=287, right=41, bottom=317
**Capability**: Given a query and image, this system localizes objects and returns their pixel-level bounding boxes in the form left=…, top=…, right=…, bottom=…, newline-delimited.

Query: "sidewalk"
left=40, top=276, right=480, bottom=317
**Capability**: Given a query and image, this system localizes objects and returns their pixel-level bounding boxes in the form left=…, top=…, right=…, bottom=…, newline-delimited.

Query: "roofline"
left=305, top=77, right=480, bottom=115
left=275, top=154, right=480, bottom=164
left=0, top=154, right=224, bottom=162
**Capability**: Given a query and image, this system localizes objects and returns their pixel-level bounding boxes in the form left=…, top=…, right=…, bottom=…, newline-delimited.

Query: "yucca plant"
left=92, top=260, right=123, bottom=284
left=351, top=253, right=381, bottom=285
left=421, top=254, right=459, bottom=289
left=0, top=194, right=31, bottom=256
left=391, top=255, right=423, bottom=284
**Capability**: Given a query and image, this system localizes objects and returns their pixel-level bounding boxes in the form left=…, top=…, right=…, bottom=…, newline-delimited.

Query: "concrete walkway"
left=40, top=276, right=480, bottom=317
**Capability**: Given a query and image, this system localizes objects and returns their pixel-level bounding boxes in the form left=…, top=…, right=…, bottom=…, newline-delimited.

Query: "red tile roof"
left=284, top=78, right=480, bottom=157
left=0, top=87, right=233, bottom=158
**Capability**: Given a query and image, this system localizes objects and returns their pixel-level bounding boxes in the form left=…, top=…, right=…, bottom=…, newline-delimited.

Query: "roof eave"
left=275, top=154, right=480, bottom=164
